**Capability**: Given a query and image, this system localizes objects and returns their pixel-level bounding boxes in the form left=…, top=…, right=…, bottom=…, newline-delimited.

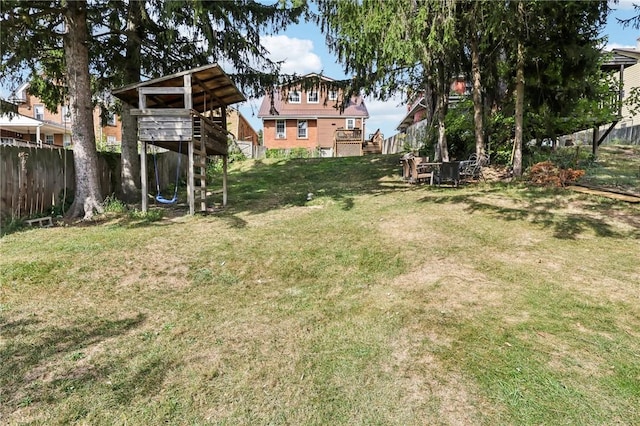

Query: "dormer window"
left=288, top=91, right=301, bottom=103
left=328, top=90, right=338, bottom=101
left=307, top=91, right=319, bottom=103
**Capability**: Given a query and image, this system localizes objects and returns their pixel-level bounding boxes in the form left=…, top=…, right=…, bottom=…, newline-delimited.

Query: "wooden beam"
left=139, top=87, right=189, bottom=95
left=131, top=108, right=192, bottom=116
left=184, top=74, right=193, bottom=110
left=188, top=139, right=195, bottom=215
left=141, top=141, right=148, bottom=212
left=192, top=74, right=224, bottom=106
left=223, top=155, right=228, bottom=207
left=200, top=137, right=206, bottom=213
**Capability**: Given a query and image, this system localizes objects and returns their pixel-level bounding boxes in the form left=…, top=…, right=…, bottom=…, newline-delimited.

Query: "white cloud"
left=263, top=35, right=323, bottom=75
left=363, top=95, right=407, bottom=138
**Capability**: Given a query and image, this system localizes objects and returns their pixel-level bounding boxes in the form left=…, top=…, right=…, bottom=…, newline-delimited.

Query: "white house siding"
left=620, top=62, right=640, bottom=125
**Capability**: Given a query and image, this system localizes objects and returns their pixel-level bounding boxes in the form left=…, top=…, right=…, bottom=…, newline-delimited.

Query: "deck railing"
left=335, top=128, right=363, bottom=141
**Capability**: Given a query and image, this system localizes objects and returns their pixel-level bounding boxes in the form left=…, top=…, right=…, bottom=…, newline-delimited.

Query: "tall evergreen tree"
left=2, top=0, right=307, bottom=214
left=1, top=0, right=104, bottom=219
left=318, top=0, right=460, bottom=161
left=92, top=0, right=306, bottom=202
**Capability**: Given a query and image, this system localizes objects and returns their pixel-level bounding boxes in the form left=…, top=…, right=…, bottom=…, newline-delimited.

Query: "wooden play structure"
left=112, top=64, right=246, bottom=214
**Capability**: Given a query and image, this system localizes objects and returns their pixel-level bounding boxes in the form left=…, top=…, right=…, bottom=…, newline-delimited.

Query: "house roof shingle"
left=257, top=76, right=369, bottom=119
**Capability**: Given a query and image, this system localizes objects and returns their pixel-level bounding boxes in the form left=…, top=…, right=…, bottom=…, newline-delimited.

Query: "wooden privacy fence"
left=1, top=146, right=182, bottom=221
left=1, top=146, right=76, bottom=220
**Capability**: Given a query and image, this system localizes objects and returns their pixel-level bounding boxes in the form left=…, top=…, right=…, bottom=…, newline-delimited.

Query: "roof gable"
left=257, top=77, right=369, bottom=119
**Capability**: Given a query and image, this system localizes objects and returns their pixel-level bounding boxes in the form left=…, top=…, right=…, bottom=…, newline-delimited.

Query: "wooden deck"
left=335, top=128, right=363, bottom=157
left=132, top=108, right=229, bottom=156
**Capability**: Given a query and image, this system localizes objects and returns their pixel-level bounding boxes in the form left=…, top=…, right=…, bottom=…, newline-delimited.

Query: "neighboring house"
left=8, top=82, right=122, bottom=149
left=0, top=97, right=70, bottom=147
left=207, top=106, right=260, bottom=157
left=226, top=107, right=260, bottom=158
left=565, top=39, right=640, bottom=148
left=606, top=40, right=640, bottom=126
left=396, top=76, right=469, bottom=133
left=257, top=74, right=369, bottom=157
left=226, top=107, right=259, bottom=146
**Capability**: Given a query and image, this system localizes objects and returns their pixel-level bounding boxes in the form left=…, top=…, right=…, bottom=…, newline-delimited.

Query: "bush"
left=103, top=194, right=128, bottom=214
left=265, top=148, right=314, bottom=159
left=128, top=208, right=164, bottom=222
left=1, top=218, right=25, bottom=237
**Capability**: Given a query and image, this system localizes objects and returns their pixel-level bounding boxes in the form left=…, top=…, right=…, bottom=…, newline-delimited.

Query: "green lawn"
left=1, top=152, right=639, bottom=425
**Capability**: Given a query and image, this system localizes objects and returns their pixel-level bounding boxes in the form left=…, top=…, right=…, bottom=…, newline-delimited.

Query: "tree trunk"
left=513, top=38, right=525, bottom=177
left=470, top=36, right=485, bottom=159
left=63, top=0, right=104, bottom=219
left=436, top=62, right=449, bottom=162
left=120, top=1, right=144, bottom=203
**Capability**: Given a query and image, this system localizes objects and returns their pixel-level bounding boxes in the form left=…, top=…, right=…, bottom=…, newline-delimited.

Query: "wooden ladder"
left=193, top=139, right=208, bottom=212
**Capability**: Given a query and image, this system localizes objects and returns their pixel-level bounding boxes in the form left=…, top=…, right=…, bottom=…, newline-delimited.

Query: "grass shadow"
left=219, top=154, right=403, bottom=216
left=423, top=186, right=630, bottom=240
left=0, top=313, right=146, bottom=410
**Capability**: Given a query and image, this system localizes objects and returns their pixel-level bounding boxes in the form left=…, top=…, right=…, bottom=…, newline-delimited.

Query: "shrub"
left=103, top=194, right=128, bottom=213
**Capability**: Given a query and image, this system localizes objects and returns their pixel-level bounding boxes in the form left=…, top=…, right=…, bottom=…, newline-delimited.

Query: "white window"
left=61, top=105, right=71, bottom=123
left=63, top=134, right=71, bottom=147
left=288, top=91, right=300, bottom=103
left=276, top=120, right=286, bottom=138
left=45, top=134, right=54, bottom=145
left=297, top=120, right=308, bottom=139
left=328, top=90, right=338, bottom=101
left=106, top=111, right=116, bottom=126
left=346, top=118, right=356, bottom=130
left=307, top=91, right=319, bottom=103
left=34, top=105, right=44, bottom=121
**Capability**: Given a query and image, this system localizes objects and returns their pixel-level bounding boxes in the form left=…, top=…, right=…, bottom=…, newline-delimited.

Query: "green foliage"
left=624, top=86, right=640, bottom=116
left=487, top=111, right=516, bottom=165
left=49, top=188, right=74, bottom=217
left=206, top=159, right=224, bottom=180
left=445, top=99, right=475, bottom=159
left=128, top=208, right=164, bottom=223
left=103, top=194, right=127, bottom=214
left=0, top=218, right=25, bottom=237
left=265, top=148, right=314, bottom=159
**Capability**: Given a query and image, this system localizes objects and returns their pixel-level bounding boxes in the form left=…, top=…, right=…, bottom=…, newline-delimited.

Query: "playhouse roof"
left=112, top=64, right=246, bottom=112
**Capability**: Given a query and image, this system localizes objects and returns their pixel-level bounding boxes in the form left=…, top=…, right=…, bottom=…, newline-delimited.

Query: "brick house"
left=257, top=74, right=369, bottom=156
left=9, top=82, right=122, bottom=149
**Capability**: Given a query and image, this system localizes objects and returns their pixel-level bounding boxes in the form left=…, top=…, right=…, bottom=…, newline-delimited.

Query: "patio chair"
left=459, top=153, right=490, bottom=181
left=407, top=155, right=435, bottom=184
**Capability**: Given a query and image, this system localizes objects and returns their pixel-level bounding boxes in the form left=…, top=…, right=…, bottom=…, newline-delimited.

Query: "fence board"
left=0, top=146, right=128, bottom=221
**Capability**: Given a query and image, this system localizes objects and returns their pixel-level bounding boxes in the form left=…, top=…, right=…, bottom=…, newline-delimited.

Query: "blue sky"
left=239, top=0, right=640, bottom=140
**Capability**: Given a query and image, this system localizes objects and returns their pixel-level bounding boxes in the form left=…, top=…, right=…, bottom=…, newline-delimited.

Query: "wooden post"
left=141, top=141, right=148, bottom=212
left=184, top=74, right=192, bottom=110
left=188, top=139, right=195, bottom=215
left=200, top=143, right=205, bottom=213
left=222, top=155, right=228, bottom=207
left=619, top=64, right=624, bottom=118
left=592, top=126, right=599, bottom=156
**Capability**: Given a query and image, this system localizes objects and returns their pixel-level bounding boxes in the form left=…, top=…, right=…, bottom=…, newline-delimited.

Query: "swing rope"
left=153, top=141, right=182, bottom=204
